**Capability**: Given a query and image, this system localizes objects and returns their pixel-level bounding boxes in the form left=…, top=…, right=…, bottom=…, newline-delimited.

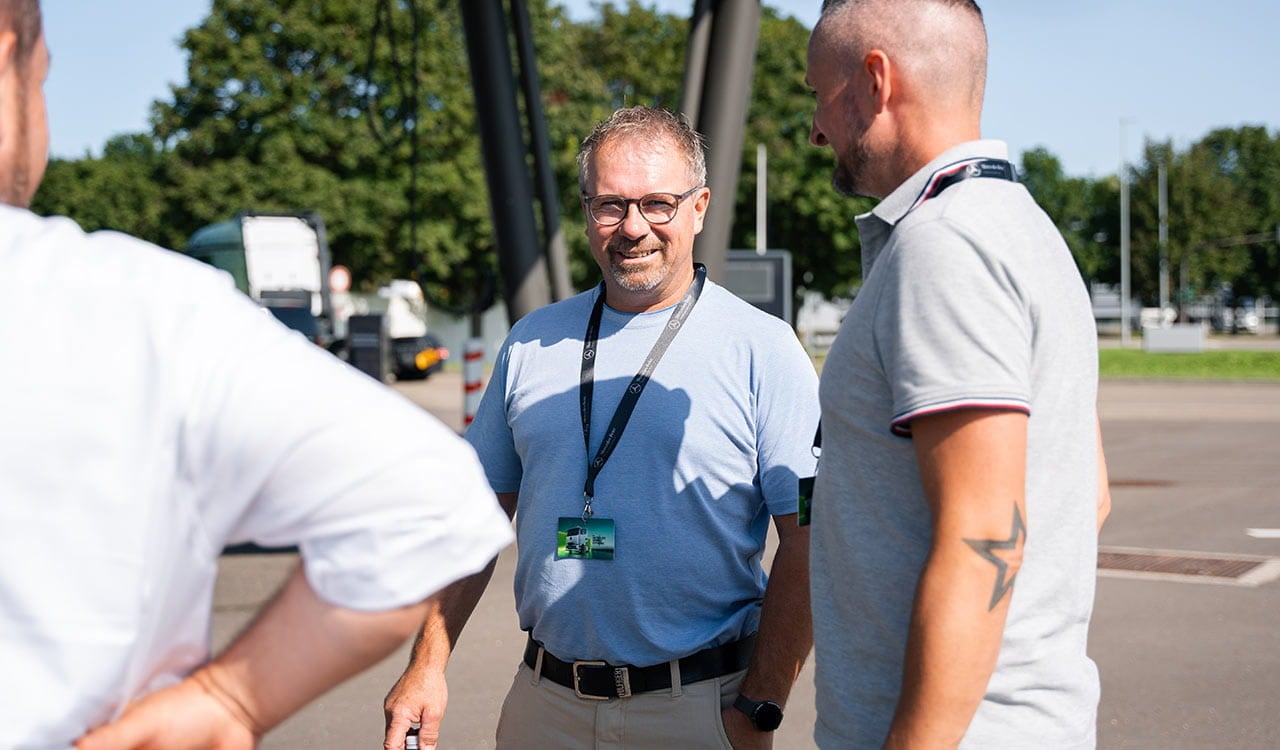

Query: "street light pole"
left=1120, top=119, right=1132, bottom=346
left=1158, top=160, right=1169, bottom=314
left=756, top=142, right=767, bottom=255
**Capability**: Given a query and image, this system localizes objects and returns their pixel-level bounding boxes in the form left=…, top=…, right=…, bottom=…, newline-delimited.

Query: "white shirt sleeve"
left=170, top=259, right=513, bottom=610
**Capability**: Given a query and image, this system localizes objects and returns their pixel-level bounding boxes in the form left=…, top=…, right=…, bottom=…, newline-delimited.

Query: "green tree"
left=152, top=0, right=500, bottom=290
left=1129, top=137, right=1253, bottom=305
left=32, top=133, right=183, bottom=250
left=39, top=2, right=1279, bottom=309
left=734, top=7, right=869, bottom=299
left=1194, top=126, right=1280, bottom=300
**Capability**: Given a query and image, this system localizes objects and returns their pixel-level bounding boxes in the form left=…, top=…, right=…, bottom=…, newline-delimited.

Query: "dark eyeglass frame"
left=582, top=185, right=704, bottom=227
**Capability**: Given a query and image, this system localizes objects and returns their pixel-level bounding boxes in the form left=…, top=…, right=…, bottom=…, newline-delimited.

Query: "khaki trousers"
left=494, top=660, right=747, bottom=749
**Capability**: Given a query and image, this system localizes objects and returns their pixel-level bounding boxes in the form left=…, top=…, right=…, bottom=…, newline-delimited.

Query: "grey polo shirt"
left=811, top=140, right=1100, bottom=749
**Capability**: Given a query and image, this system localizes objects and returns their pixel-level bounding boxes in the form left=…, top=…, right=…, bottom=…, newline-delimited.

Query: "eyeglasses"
left=583, top=186, right=703, bottom=227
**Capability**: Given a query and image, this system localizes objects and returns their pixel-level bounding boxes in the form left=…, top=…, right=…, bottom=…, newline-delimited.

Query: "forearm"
left=1096, top=416, right=1112, bottom=533
left=739, top=517, right=811, bottom=707
left=884, top=543, right=1013, bottom=749
left=401, top=556, right=499, bottom=678
left=383, top=493, right=515, bottom=748
left=402, top=490, right=515, bottom=677
left=890, top=410, right=1028, bottom=749
left=195, top=563, right=428, bottom=734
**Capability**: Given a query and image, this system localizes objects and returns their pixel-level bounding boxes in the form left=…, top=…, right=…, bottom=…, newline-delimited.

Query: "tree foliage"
left=31, top=1, right=1280, bottom=307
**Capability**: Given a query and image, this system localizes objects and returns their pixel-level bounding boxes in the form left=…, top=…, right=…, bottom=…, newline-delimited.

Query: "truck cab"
left=186, top=211, right=336, bottom=347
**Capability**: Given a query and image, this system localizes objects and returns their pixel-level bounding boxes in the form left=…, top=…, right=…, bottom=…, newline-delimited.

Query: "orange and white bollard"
left=463, top=338, right=485, bottom=428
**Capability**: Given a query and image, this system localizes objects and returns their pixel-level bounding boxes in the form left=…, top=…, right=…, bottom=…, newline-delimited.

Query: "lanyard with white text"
left=904, top=157, right=1018, bottom=215
left=579, top=264, right=707, bottom=518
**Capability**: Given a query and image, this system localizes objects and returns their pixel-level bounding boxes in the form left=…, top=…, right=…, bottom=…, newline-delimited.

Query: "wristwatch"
left=733, top=694, right=784, bottom=732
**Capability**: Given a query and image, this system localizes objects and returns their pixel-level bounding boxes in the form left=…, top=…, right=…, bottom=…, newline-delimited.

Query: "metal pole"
left=510, top=0, right=573, bottom=302
left=678, top=0, right=714, bottom=125
left=690, top=0, right=762, bottom=282
left=1158, top=160, right=1169, bottom=315
left=1119, top=120, right=1131, bottom=347
left=755, top=143, right=766, bottom=255
left=459, top=0, right=550, bottom=325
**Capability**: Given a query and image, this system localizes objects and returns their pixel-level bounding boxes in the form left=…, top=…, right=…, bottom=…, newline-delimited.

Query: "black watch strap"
left=732, top=694, right=784, bottom=732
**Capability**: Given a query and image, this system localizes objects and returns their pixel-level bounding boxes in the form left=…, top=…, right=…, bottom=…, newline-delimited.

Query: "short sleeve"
left=754, top=322, right=821, bottom=516
left=173, top=274, right=513, bottom=611
left=463, top=333, right=524, bottom=493
left=875, top=219, right=1032, bottom=437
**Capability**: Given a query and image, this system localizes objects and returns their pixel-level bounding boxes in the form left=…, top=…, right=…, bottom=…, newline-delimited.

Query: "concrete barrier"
left=1143, top=323, right=1206, bottom=353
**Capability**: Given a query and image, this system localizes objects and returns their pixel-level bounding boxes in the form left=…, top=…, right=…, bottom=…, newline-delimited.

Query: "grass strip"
left=1099, top=349, right=1280, bottom=381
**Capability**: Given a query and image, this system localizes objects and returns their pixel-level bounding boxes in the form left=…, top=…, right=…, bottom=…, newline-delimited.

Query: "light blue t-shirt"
left=467, top=279, right=819, bottom=666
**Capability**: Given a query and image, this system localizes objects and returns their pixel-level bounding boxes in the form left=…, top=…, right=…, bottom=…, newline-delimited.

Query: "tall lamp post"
left=1158, top=159, right=1169, bottom=314
left=1119, top=119, right=1132, bottom=347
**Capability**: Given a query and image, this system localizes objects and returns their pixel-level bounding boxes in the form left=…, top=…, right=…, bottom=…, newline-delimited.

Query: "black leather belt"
left=523, top=633, right=757, bottom=700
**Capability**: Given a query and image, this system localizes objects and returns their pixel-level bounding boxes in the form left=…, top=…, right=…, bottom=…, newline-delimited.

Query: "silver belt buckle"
left=572, top=660, right=631, bottom=700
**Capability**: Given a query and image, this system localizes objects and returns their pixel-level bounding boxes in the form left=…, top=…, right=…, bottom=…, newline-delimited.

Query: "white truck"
left=379, top=279, right=448, bottom=380
left=186, top=212, right=447, bottom=379
left=185, top=211, right=335, bottom=346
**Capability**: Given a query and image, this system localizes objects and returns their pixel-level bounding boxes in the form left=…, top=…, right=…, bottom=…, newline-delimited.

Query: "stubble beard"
left=3, top=80, right=31, bottom=208
left=608, top=241, right=669, bottom=293
left=832, top=135, right=871, bottom=199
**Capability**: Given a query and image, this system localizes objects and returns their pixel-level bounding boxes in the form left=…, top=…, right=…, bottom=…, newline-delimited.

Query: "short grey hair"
left=576, top=106, right=707, bottom=193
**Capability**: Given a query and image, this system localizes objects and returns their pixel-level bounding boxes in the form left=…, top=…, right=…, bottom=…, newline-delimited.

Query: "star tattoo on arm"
left=963, top=505, right=1026, bottom=611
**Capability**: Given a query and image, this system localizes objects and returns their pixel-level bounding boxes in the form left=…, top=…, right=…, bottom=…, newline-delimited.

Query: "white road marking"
left=1246, top=528, right=1280, bottom=539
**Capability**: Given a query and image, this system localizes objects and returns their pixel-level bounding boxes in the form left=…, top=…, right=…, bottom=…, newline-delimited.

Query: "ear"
left=690, top=186, right=711, bottom=235
left=863, top=49, right=892, bottom=114
left=0, top=31, right=17, bottom=147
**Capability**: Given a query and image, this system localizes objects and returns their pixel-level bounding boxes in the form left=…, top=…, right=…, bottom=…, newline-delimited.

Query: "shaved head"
left=806, top=0, right=988, bottom=196
left=815, top=0, right=987, bottom=114
left=0, top=0, right=41, bottom=70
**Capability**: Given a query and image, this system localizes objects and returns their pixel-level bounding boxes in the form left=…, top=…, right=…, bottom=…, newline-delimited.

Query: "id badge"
left=556, top=516, right=616, bottom=560
left=797, top=476, right=815, bottom=527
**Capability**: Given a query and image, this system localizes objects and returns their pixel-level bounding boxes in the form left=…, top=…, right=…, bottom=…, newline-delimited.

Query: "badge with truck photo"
left=556, top=517, right=616, bottom=560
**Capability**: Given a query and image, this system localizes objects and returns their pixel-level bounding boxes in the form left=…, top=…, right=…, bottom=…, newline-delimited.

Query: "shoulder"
left=890, top=178, right=1047, bottom=271
left=690, top=283, right=813, bottom=383
left=697, top=281, right=800, bottom=339
left=2, top=207, right=234, bottom=297
left=908, top=171, right=1049, bottom=246
left=700, top=280, right=773, bottom=318
left=506, top=286, right=597, bottom=342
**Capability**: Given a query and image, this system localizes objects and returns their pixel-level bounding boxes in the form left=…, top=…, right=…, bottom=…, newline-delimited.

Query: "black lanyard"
left=579, top=264, right=707, bottom=516
left=905, top=157, right=1018, bottom=215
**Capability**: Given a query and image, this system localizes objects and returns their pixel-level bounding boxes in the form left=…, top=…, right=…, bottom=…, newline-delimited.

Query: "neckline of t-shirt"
left=592, top=285, right=686, bottom=329
left=599, top=300, right=679, bottom=329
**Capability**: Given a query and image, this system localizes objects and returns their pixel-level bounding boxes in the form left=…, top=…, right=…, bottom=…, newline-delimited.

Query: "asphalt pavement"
left=210, top=369, right=1280, bottom=749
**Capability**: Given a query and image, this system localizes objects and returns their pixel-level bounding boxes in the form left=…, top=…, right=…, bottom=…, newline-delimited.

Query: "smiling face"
left=582, top=134, right=709, bottom=313
left=0, top=24, right=48, bottom=208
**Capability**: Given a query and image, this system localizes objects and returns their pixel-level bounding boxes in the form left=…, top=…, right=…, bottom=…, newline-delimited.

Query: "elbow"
left=1097, top=489, right=1112, bottom=533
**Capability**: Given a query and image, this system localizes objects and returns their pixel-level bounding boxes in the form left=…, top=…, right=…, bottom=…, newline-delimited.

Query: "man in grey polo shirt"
left=805, top=1, right=1112, bottom=748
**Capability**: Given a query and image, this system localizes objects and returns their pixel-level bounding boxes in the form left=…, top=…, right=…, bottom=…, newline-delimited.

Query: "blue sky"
left=43, top=1, right=1280, bottom=178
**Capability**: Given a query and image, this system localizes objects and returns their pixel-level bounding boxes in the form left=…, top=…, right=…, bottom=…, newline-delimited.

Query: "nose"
left=617, top=202, right=651, bottom=240
left=809, top=118, right=828, bottom=148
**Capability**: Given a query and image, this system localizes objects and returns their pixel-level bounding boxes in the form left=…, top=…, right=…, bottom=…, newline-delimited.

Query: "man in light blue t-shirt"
left=806, top=2, right=1112, bottom=749
left=384, top=106, right=820, bottom=749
